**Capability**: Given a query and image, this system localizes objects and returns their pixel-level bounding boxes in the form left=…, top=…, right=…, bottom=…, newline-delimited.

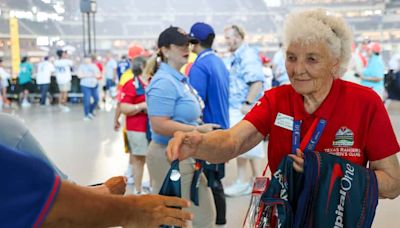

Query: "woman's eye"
left=287, top=56, right=296, bottom=61
left=307, top=57, right=317, bottom=63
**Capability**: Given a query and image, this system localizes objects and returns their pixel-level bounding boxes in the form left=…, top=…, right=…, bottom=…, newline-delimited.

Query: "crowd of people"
left=0, top=8, right=400, bottom=227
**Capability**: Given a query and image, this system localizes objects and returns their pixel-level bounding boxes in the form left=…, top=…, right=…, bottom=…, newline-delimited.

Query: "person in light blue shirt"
left=272, top=43, right=290, bottom=86
left=188, top=22, right=229, bottom=225
left=146, top=26, right=217, bottom=228
left=223, top=24, right=265, bottom=197
left=77, top=55, right=100, bottom=120
left=361, top=42, right=385, bottom=100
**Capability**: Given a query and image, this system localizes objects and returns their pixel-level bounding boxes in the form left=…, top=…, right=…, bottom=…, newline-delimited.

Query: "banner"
left=9, top=17, right=20, bottom=78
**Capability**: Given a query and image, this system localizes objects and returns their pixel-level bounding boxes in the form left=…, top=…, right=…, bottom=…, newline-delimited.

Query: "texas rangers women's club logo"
left=333, top=127, right=354, bottom=147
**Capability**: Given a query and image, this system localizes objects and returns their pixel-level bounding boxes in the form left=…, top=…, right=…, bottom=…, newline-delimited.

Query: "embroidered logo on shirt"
left=333, top=127, right=354, bottom=147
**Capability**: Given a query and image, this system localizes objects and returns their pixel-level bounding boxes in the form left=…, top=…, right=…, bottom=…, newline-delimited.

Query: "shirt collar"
left=159, top=62, right=186, bottom=82
left=233, top=43, right=248, bottom=57
left=292, top=79, right=341, bottom=120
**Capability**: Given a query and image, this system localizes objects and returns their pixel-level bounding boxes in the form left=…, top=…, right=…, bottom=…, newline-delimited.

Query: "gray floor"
left=2, top=100, right=400, bottom=227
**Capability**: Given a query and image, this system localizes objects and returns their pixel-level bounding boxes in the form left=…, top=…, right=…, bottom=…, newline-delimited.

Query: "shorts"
left=230, top=108, right=265, bottom=159
left=0, top=78, right=9, bottom=89
left=58, top=82, right=71, bottom=92
left=126, top=131, right=148, bottom=156
left=105, top=79, right=116, bottom=90
left=19, top=82, right=34, bottom=93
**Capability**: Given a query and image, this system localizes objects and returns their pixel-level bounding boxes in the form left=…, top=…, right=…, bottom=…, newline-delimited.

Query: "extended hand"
left=125, top=195, right=193, bottom=227
left=166, top=131, right=203, bottom=161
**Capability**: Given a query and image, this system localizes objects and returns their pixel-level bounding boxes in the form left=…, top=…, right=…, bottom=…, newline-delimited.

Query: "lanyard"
left=291, top=118, right=327, bottom=154
left=194, top=49, right=214, bottom=63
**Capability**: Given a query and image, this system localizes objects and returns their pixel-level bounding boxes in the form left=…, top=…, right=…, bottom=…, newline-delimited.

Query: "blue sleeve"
left=189, top=64, right=208, bottom=101
left=146, top=78, right=178, bottom=117
left=0, top=144, right=61, bottom=228
left=241, top=49, right=265, bottom=84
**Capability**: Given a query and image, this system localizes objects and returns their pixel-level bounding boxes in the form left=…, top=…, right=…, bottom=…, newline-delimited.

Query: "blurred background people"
left=18, top=56, right=33, bottom=107
left=0, top=58, right=11, bottom=109
left=361, top=42, right=385, bottom=100
left=36, top=56, right=55, bottom=106
left=223, top=24, right=265, bottom=197
left=54, top=49, right=73, bottom=112
left=77, top=55, right=100, bottom=121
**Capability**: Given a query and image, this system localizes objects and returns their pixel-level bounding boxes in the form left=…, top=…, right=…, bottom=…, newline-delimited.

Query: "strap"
left=292, top=118, right=327, bottom=154
left=190, top=159, right=205, bottom=206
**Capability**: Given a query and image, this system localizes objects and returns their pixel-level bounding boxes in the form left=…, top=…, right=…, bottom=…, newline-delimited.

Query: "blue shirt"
left=146, top=63, right=202, bottom=145
left=0, top=144, right=61, bottom=227
left=361, top=54, right=385, bottom=94
left=18, top=62, right=33, bottom=84
left=117, top=59, right=131, bottom=79
left=228, top=43, right=265, bottom=109
left=105, top=59, right=117, bottom=80
left=189, top=49, right=230, bottom=129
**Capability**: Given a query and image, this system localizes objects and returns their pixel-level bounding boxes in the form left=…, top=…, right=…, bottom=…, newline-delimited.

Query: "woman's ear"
left=331, top=58, right=340, bottom=76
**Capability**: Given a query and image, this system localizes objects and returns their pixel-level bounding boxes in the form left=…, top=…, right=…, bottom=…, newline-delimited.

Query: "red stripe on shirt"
left=33, top=175, right=61, bottom=228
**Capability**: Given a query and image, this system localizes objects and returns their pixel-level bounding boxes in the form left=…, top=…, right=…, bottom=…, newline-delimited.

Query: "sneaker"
left=59, top=105, right=70, bottom=112
left=88, top=113, right=95, bottom=119
left=83, top=116, right=91, bottom=121
left=224, top=180, right=252, bottom=197
left=21, top=100, right=31, bottom=108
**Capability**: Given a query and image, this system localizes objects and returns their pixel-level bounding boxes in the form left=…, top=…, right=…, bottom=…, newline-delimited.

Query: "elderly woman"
left=167, top=8, right=400, bottom=205
left=146, top=26, right=217, bottom=228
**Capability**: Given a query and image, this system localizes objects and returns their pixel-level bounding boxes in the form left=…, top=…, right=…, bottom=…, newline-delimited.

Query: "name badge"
left=274, top=112, right=294, bottom=131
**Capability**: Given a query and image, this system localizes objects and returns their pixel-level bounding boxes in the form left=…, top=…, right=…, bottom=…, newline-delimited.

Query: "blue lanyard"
left=291, top=118, right=327, bottom=154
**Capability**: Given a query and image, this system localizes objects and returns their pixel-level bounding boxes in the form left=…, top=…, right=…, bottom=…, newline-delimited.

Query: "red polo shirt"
left=244, top=79, right=399, bottom=173
left=120, top=77, right=147, bottom=132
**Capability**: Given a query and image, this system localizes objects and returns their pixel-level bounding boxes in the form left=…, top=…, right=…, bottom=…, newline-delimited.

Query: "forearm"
left=152, top=119, right=196, bottom=137
left=114, top=104, right=121, bottom=122
left=120, top=102, right=146, bottom=116
left=375, top=170, right=400, bottom=199
left=195, top=130, right=240, bottom=163
left=43, top=181, right=130, bottom=227
left=245, top=81, right=263, bottom=103
left=195, top=121, right=264, bottom=163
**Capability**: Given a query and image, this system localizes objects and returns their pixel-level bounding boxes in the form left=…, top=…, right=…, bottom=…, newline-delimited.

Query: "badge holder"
left=242, top=163, right=271, bottom=228
left=159, top=159, right=182, bottom=228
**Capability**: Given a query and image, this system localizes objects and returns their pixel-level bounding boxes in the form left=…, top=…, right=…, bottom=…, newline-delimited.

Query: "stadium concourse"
left=1, top=0, right=400, bottom=227
left=2, top=100, right=400, bottom=227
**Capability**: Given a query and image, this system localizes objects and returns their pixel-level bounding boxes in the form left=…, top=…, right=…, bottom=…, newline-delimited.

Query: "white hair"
left=283, top=9, right=353, bottom=77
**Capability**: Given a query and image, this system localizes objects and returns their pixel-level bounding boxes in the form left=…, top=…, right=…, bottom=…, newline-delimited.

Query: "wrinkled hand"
left=195, top=123, right=220, bottom=133
left=240, top=104, right=252, bottom=115
left=166, top=131, right=203, bottom=161
left=288, top=149, right=304, bottom=173
left=104, top=176, right=127, bottom=195
left=125, top=195, right=193, bottom=228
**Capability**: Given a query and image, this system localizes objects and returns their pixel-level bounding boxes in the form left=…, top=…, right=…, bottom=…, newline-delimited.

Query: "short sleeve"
left=0, top=144, right=61, bottom=227
left=365, top=96, right=400, bottom=161
left=243, top=91, right=272, bottom=137
left=189, top=64, right=208, bottom=101
left=146, top=78, right=177, bottom=117
left=120, top=81, right=136, bottom=104
left=241, top=49, right=265, bottom=84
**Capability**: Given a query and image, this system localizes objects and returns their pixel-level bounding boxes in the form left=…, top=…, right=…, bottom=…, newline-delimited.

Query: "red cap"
left=369, top=42, right=381, bottom=53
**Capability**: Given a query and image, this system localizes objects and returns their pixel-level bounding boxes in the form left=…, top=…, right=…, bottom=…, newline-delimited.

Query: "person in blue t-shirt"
left=361, top=42, right=385, bottom=100
left=117, top=55, right=131, bottom=80
left=146, top=26, right=218, bottom=228
left=188, top=22, right=229, bottom=225
left=0, top=143, right=193, bottom=227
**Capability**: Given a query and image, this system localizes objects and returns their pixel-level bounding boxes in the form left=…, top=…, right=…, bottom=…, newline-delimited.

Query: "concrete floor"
left=2, top=100, right=400, bottom=227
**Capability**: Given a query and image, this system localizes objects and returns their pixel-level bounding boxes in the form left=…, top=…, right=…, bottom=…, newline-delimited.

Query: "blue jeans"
left=38, top=84, right=49, bottom=105
left=80, top=85, right=99, bottom=116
